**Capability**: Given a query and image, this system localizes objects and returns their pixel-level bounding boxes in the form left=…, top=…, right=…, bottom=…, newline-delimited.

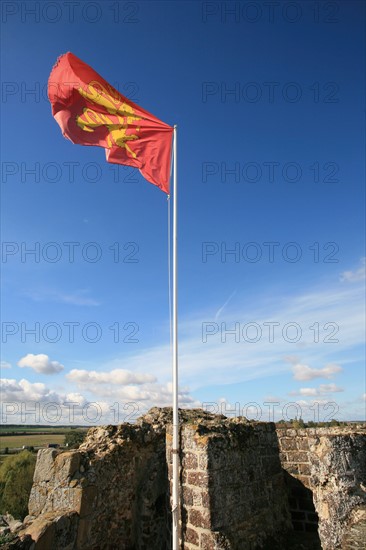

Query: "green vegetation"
left=0, top=532, right=18, bottom=545
left=0, top=425, right=76, bottom=434
left=64, top=429, right=87, bottom=449
left=276, top=418, right=344, bottom=428
left=0, top=451, right=36, bottom=519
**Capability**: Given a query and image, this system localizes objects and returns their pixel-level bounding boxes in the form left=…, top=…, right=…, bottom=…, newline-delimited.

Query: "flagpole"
left=172, top=124, right=179, bottom=550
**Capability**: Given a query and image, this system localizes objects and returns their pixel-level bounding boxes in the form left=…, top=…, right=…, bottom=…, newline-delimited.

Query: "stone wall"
left=25, top=412, right=171, bottom=549
left=15, top=410, right=366, bottom=550
left=168, top=416, right=292, bottom=549
left=276, top=426, right=366, bottom=550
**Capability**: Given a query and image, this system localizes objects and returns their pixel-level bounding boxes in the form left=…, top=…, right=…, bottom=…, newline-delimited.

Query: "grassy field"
left=0, top=425, right=87, bottom=434
left=0, top=426, right=89, bottom=452
left=0, top=433, right=67, bottom=451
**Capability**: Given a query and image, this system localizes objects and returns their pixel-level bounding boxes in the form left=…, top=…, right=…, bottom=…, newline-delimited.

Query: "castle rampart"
left=12, top=409, right=365, bottom=549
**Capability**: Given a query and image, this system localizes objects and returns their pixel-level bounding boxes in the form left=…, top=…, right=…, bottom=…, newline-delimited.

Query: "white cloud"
left=298, top=388, right=318, bottom=396
left=291, top=362, right=342, bottom=381
left=18, top=353, right=64, bottom=374
left=0, top=374, right=198, bottom=425
left=66, top=368, right=197, bottom=410
left=318, top=383, right=344, bottom=393
left=0, top=378, right=92, bottom=424
left=1, top=378, right=62, bottom=403
left=1, top=361, right=11, bottom=370
left=67, top=369, right=157, bottom=386
left=290, top=384, right=344, bottom=397
left=340, top=257, right=366, bottom=283
left=1, top=378, right=22, bottom=395
left=65, top=393, right=88, bottom=406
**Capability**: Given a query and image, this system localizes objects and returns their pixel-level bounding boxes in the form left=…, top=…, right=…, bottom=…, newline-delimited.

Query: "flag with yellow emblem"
left=48, top=52, right=173, bottom=193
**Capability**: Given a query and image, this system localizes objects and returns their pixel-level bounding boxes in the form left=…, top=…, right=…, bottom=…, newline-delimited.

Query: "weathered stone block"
left=21, top=511, right=79, bottom=550
left=25, top=516, right=56, bottom=550
left=187, top=471, right=209, bottom=486
left=200, top=531, right=216, bottom=550
left=28, top=483, right=48, bottom=516
left=283, top=463, right=300, bottom=475
left=183, top=486, right=194, bottom=506
left=185, top=526, right=199, bottom=545
left=297, top=438, right=310, bottom=451
left=198, top=453, right=208, bottom=470
left=286, top=451, right=309, bottom=463
left=183, top=452, right=198, bottom=470
left=279, top=438, right=298, bottom=451
left=32, top=449, right=59, bottom=483
left=51, top=486, right=81, bottom=513
left=189, top=509, right=211, bottom=529
left=54, top=452, right=81, bottom=482
left=201, top=489, right=210, bottom=508
left=299, top=463, right=311, bottom=476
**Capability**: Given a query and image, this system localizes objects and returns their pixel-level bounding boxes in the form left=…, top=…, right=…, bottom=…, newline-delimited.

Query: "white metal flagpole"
left=172, top=124, right=179, bottom=550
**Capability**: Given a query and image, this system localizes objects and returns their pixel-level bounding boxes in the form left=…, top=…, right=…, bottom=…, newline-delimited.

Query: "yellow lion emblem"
left=76, top=81, right=141, bottom=158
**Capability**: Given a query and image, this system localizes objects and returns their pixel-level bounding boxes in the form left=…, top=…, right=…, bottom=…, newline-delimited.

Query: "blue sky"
left=1, top=0, right=365, bottom=425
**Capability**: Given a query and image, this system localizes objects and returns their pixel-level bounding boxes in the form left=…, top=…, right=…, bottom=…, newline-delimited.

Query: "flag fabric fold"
left=48, top=52, right=173, bottom=193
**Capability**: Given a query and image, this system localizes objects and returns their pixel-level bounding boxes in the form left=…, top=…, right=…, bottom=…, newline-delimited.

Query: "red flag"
left=48, top=52, right=173, bottom=193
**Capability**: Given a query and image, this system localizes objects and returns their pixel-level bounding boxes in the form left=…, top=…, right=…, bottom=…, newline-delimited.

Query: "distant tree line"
left=64, top=429, right=86, bottom=448
left=276, top=418, right=343, bottom=428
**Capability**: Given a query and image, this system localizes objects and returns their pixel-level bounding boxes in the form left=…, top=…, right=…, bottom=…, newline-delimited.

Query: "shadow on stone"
left=134, top=450, right=171, bottom=549
left=203, top=422, right=293, bottom=549
left=283, top=470, right=321, bottom=550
